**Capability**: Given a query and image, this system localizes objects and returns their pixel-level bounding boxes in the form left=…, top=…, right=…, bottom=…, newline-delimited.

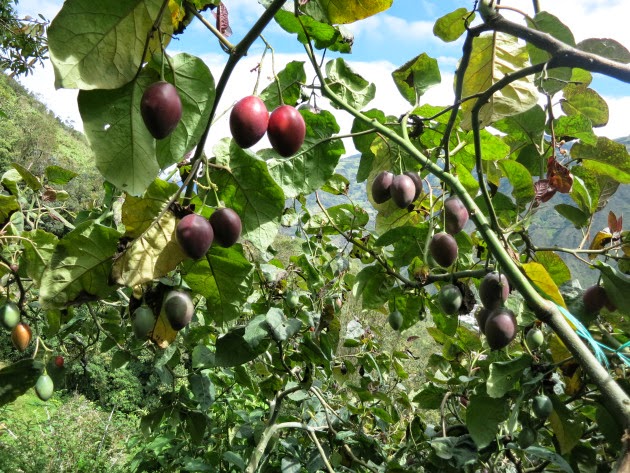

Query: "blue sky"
left=13, top=0, right=630, bottom=142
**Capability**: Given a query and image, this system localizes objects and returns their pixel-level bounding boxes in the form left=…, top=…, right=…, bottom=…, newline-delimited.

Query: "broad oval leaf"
left=48, top=0, right=173, bottom=90
left=325, top=58, right=375, bottom=111
left=433, top=8, right=473, bottom=43
left=40, top=221, right=121, bottom=309
left=578, top=38, right=630, bottom=64
left=203, top=139, right=285, bottom=252
left=461, top=33, right=538, bottom=129
left=308, top=0, right=393, bottom=25
left=522, top=262, right=566, bottom=308
left=392, top=53, right=441, bottom=106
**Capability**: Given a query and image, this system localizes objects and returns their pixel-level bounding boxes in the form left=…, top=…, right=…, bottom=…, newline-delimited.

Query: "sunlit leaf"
left=466, top=392, right=510, bottom=448
left=274, top=10, right=352, bottom=53
left=573, top=137, right=630, bottom=184
left=522, top=262, right=566, bottom=308
left=578, top=38, right=630, bottom=63
left=433, top=8, right=472, bottom=43
left=151, top=302, right=178, bottom=348
left=597, top=261, right=630, bottom=315
left=20, top=230, right=59, bottom=286
left=49, top=0, right=173, bottom=89
left=260, top=61, right=306, bottom=109
left=392, top=53, right=441, bottom=106
left=203, top=140, right=284, bottom=252
left=45, top=165, right=78, bottom=185
left=461, top=33, right=538, bottom=129
left=308, top=0, right=393, bottom=24
left=588, top=230, right=613, bottom=259
left=182, top=245, right=254, bottom=324
left=326, top=58, right=375, bottom=110
left=111, top=211, right=187, bottom=288
left=39, top=221, right=121, bottom=309
left=12, top=162, right=42, bottom=190
left=560, top=84, right=609, bottom=128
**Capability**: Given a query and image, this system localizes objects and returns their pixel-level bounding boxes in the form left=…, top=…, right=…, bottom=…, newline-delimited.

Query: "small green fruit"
left=0, top=301, right=20, bottom=330
left=532, top=394, right=553, bottom=419
left=285, top=290, right=300, bottom=309
left=517, top=426, right=536, bottom=449
left=526, top=328, right=544, bottom=350
left=35, top=374, right=54, bottom=401
left=438, top=284, right=463, bottom=315
left=133, top=306, right=156, bottom=339
left=388, top=310, right=403, bottom=331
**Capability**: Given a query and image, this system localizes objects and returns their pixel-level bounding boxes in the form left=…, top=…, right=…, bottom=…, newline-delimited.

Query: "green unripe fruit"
left=133, top=306, right=156, bottom=339
left=438, top=284, right=463, bottom=315
left=517, top=426, right=536, bottom=449
left=164, top=290, right=194, bottom=331
left=0, top=301, right=20, bottom=330
left=532, top=394, right=553, bottom=419
left=285, top=290, right=300, bottom=309
left=526, top=328, right=544, bottom=350
left=35, top=374, right=54, bottom=401
left=388, top=310, right=403, bottom=331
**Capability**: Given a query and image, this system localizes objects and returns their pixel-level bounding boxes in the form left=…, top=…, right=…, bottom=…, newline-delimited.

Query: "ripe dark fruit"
left=438, top=284, right=463, bottom=315
left=517, top=427, right=536, bottom=449
left=0, top=301, right=20, bottom=330
left=484, top=308, right=517, bottom=350
left=526, top=328, right=544, bottom=350
left=140, top=81, right=182, bottom=139
left=209, top=208, right=242, bottom=248
left=429, top=232, right=458, bottom=267
left=35, top=374, right=54, bottom=401
left=230, top=95, right=269, bottom=148
left=371, top=171, right=394, bottom=204
left=532, top=394, right=553, bottom=419
left=388, top=310, right=403, bottom=331
left=164, top=290, right=194, bottom=331
left=390, top=174, right=417, bottom=208
left=176, top=213, right=214, bottom=259
left=443, top=196, right=469, bottom=235
left=133, top=306, right=156, bottom=339
left=11, top=322, right=31, bottom=352
left=54, top=356, right=65, bottom=369
left=267, top=105, right=306, bottom=157
left=479, top=272, right=510, bottom=309
left=475, top=308, right=491, bottom=334
left=582, top=285, right=610, bottom=315
left=404, top=171, right=422, bottom=201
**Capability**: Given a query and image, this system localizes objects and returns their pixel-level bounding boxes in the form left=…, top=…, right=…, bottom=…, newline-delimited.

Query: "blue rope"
left=555, top=304, right=610, bottom=368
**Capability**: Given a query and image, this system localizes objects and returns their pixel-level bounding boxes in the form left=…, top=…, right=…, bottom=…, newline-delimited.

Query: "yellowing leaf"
left=318, top=0, right=393, bottom=24
left=588, top=230, right=613, bottom=259
left=522, top=262, right=566, bottom=308
left=461, top=33, right=538, bottom=130
left=111, top=211, right=187, bottom=288
left=151, top=304, right=177, bottom=348
left=565, top=367, right=583, bottom=396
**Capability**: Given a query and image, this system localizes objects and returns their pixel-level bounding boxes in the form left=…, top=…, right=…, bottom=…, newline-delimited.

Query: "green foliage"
left=2, top=1, right=630, bottom=471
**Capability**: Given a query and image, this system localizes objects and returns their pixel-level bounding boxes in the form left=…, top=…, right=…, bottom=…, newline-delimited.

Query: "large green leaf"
left=560, top=84, right=609, bottom=128
left=466, top=393, right=510, bottom=448
left=12, top=162, right=42, bottom=190
left=392, top=53, right=441, bottom=106
left=39, top=221, right=121, bottom=308
left=48, top=0, right=173, bottom=90
left=20, top=230, right=59, bottom=286
left=433, top=8, right=473, bottom=43
left=498, top=159, right=534, bottom=203
left=597, top=262, right=630, bottom=315
left=273, top=10, right=352, bottom=53
left=0, top=359, right=44, bottom=408
left=526, top=12, right=575, bottom=94
left=461, top=33, right=538, bottom=130
left=549, top=395, right=584, bottom=454
left=486, top=355, right=532, bottom=398
left=155, top=54, right=215, bottom=168
left=214, top=317, right=270, bottom=367
left=572, top=137, right=630, bottom=184
left=265, top=109, right=343, bottom=197
left=260, top=61, right=306, bottom=110
left=353, top=264, right=393, bottom=309
left=79, top=54, right=213, bottom=195
left=306, top=0, right=392, bottom=25
left=325, top=58, right=375, bottom=111
left=182, top=245, right=254, bottom=324
left=45, top=165, right=78, bottom=185
left=577, top=38, right=630, bottom=63
left=204, top=140, right=284, bottom=252
left=536, top=251, right=571, bottom=287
